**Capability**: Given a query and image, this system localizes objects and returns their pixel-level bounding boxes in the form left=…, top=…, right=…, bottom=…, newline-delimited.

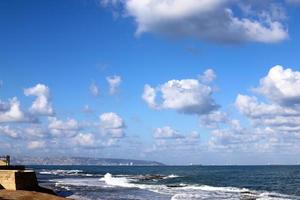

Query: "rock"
left=0, top=190, right=69, bottom=200
left=141, top=175, right=165, bottom=181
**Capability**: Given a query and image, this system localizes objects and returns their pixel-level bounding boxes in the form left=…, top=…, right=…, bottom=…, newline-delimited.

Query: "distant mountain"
left=12, top=156, right=165, bottom=166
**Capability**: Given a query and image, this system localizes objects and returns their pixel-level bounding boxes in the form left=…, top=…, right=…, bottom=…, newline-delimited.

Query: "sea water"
left=29, top=165, right=300, bottom=199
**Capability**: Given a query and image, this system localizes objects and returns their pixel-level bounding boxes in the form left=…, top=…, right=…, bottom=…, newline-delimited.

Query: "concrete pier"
left=0, top=155, right=39, bottom=190
left=0, top=170, right=39, bottom=190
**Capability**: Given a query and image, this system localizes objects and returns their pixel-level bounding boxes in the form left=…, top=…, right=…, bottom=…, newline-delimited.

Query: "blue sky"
left=1, top=0, right=300, bottom=165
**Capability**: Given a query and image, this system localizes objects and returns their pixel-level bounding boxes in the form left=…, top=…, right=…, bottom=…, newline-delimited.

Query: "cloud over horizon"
left=2, top=66, right=300, bottom=163
left=209, top=65, right=300, bottom=153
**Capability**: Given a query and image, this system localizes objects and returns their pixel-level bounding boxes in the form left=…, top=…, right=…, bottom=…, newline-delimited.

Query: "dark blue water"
left=29, top=165, right=300, bottom=199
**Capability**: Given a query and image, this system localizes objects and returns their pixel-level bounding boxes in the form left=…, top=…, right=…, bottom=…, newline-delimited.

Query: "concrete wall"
left=0, top=160, right=8, bottom=166
left=0, top=170, right=38, bottom=190
left=0, top=170, right=16, bottom=190
left=15, top=171, right=39, bottom=190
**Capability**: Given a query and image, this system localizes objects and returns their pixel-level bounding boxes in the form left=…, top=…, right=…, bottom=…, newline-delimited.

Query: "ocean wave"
left=39, top=169, right=94, bottom=177
left=50, top=173, right=297, bottom=199
left=53, top=178, right=104, bottom=187
left=68, top=194, right=92, bottom=200
left=99, top=173, right=136, bottom=188
left=164, top=174, right=180, bottom=179
left=99, top=173, right=296, bottom=200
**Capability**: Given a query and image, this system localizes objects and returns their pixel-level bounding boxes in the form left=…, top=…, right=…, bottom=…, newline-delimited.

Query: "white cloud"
left=106, top=75, right=122, bottom=95
left=149, top=128, right=201, bottom=153
left=235, top=94, right=299, bottom=118
left=0, top=125, right=19, bottom=138
left=104, top=0, right=288, bottom=44
left=208, top=121, right=261, bottom=152
left=199, top=69, right=216, bottom=83
left=254, top=65, right=300, bottom=107
left=48, top=117, right=80, bottom=137
left=27, top=140, right=45, bottom=149
left=235, top=66, right=300, bottom=137
left=24, top=84, right=54, bottom=116
left=142, top=84, right=157, bottom=109
left=0, top=97, right=29, bottom=123
left=72, top=133, right=95, bottom=147
left=89, top=82, right=100, bottom=96
left=24, top=125, right=47, bottom=138
left=99, top=112, right=126, bottom=138
left=223, top=65, right=300, bottom=153
left=143, top=78, right=218, bottom=115
left=153, top=126, right=182, bottom=139
left=235, top=94, right=300, bottom=134
left=200, top=111, right=228, bottom=128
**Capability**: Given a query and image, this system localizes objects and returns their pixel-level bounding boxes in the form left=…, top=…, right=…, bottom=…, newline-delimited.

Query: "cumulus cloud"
left=142, top=84, right=157, bottom=109
left=24, top=125, right=47, bottom=138
left=208, top=120, right=263, bottom=152
left=48, top=117, right=80, bottom=137
left=106, top=75, right=122, bottom=95
left=153, top=126, right=182, bottom=139
left=199, top=69, right=216, bottom=83
left=235, top=94, right=300, bottom=134
left=0, top=97, right=31, bottom=123
left=24, top=84, right=54, bottom=116
left=160, top=79, right=218, bottom=115
left=235, top=94, right=299, bottom=118
left=103, top=0, right=288, bottom=44
left=27, top=140, right=45, bottom=149
left=0, top=125, right=19, bottom=138
left=72, top=133, right=95, bottom=147
left=200, top=111, right=228, bottom=128
left=226, top=65, right=300, bottom=152
left=254, top=65, right=300, bottom=107
left=143, top=77, right=218, bottom=115
left=99, top=112, right=126, bottom=138
left=148, top=128, right=201, bottom=153
left=89, top=82, right=100, bottom=97
left=235, top=66, right=300, bottom=134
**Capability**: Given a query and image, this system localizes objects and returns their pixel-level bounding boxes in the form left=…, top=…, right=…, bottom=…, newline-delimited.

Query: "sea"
left=29, top=165, right=300, bottom=200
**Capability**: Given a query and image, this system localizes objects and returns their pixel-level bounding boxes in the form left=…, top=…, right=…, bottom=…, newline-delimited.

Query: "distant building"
left=0, top=155, right=41, bottom=191
left=0, top=155, right=10, bottom=166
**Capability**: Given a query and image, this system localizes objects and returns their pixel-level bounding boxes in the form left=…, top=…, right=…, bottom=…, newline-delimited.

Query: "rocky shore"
left=0, top=190, right=69, bottom=200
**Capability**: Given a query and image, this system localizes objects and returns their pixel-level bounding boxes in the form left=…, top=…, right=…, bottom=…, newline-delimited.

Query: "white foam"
left=68, top=194, right=92, bottom=200
left=164, top=174, right=180, bottom=179
left=50, top=173, right=297, bottom=200
left=40, top=169, right=83, bottom=176
left=171, top=193, right=202, bottom=200
left=99, top=173, right=136, bottom=188
left=53, top=177, right=103, bottom=187
left=184, top=185, right=250, bottom=193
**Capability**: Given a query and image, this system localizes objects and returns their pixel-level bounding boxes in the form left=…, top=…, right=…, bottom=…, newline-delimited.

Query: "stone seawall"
left=0, top=170, right=38, bottom=190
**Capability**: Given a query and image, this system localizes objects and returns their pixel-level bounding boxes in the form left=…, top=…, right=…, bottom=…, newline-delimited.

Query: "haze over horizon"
left=1, top=0, right=300, bottom=165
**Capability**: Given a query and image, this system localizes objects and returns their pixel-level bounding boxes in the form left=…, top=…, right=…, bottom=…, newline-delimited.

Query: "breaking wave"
left=99, top=173, right=135, bottom=188
left=39, top=169, right=94, bottom=177
left=53, top=173, right=294, bottom=200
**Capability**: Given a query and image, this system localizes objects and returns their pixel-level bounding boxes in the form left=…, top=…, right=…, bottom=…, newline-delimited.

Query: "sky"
left=1, top=0, right=300, bottom=165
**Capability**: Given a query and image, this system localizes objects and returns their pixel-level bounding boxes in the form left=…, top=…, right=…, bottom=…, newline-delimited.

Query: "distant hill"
left=12, top=156, right=165, bottom=166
